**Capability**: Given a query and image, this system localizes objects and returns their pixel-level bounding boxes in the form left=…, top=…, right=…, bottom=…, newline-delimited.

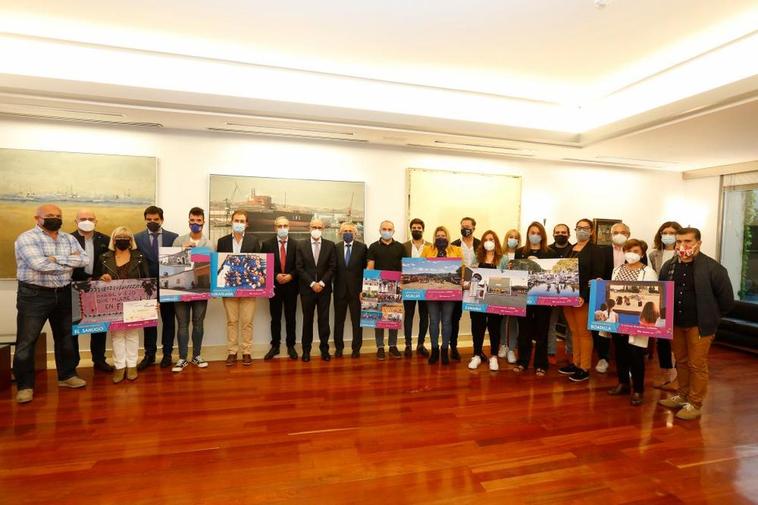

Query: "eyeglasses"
left=575, top=227, right=591, bottom=232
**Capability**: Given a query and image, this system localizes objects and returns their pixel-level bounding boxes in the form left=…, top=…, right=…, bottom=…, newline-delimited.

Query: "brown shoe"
left=112, top=368, right=126, bottom=384
left=16, top=389, right=33, bottom=404
left=58, top=376, right=87, bottom=388
left=242, top=354, right=253, bottom=366
left=225, top=354, right=237, bottom=366
left=126, top=367, right=138, bottom=381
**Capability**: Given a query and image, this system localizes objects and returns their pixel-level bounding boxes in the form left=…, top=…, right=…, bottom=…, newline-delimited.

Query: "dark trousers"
left=175, top=300, right=207, bottom=360
left=333, top=294, right=362, bottom=352
left=269, top=287, right=298, bottom=348
left=471, top=312, right=501, bottom=358
left=657, top=338, right=673, bottom=369
left=73, top=331, right=107, bottom=367
left=594, top=330, right=610, bottom=360
left=14, top=283, right=76, bottom=390
left=403, top=300, right=428, bottom=347
left=143, top=301, right=175, bottom=359
left=517, top=306, right=551, bottom=370
left=614, top=333, right=646, bottom=393
left=451, top=301, right=463, bottom=349
left=301, top=290, right=331, bottom=354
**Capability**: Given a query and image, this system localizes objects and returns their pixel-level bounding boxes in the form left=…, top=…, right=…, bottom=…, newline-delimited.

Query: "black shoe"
left=302, top=351, right=311, bottom=362
left=264, top=347, right=279, bottom=361
left=558, top=364, right=579, bottom=375
left=160, top=355, right=173, bottom=368
left=351, top=350, right=360, bottom=358
left=450, top=347, right=461, bottom=362
left=417, top=345, right=430, bottom=358
left=335, top=348, right=343, bottom=358
left=569, top=369, right=590, bottom=382
left=377, top=348, right=386, bottom=361
left=630, top=393, right=643, bottom=406
left=321, top=352, right=331, bottom=362
left=93, top=360, right=115, bottom=373
left=388, top=346, right=402, bottom=359
left=287, top=346, right=298, bottom=360
left=137, top=356, right=155, bottom=371
left=404, top=345, right=413, bottom=358
left=441, top=347, right=450, bottom=365
left=608, top=384, right=631, bottom=396
left=428, top=348, right=439, bottom=365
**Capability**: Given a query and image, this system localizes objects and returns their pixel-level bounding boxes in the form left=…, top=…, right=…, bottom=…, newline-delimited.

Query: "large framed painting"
left=0, top=148, right=157, bottom=278
left=209, top=175, right=365, bottom=245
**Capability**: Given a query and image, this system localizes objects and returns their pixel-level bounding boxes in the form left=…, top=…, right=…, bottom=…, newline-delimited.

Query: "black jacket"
left=95, top=250, right=149, bottom=280
left=71, top=230, right=111, bottom=281
left=452, top=237, right=481, bottom=251
left=659, top=252, right=734, bottom=336
left=295, top=238, right=337, bottom=296
left=216, top=233, right=261, bottom=253
left=333, top=241, right=368, bottom=300
left=515, top=246, right=557, bottom=260
left=262, top=236, right=299, bottom=292
left=574, top=243, right=613, bottom=301
left=548, top=242, right=574, bottom=259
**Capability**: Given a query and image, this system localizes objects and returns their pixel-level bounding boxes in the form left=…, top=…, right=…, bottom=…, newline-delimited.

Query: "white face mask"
left=612, top=233, right=628, bottom=246
left=661, top=234, right=676, bottom=246
left=483, top=240, right=495, bottom=251
left=77, top=220, right=95, bottom=232
left=310, top=229, right=322, bottom=240
left=624, top=252, right=641, bottom=264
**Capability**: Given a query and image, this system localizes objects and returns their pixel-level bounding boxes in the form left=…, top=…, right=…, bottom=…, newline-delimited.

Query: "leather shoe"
left=417, top=345, right=430, bottom=358
left=264, top=347, right=279, bottom=360
left=351, top=350, right=360, bottom=358
left=137, top=356, right=155, bottom=371
left=630, top=392, right=643, bottom=406
left=93, top=360, right=115, bottom=373
left=335, top=348, right=343, bottom=358
left=321, top=353, right=331, bottom=362
left=225, top=354, right=237, bottom=366
left=242, top=354, right=252, bottom=366
left=302, top=351, right=311, bottom=362
left=450, top=347, right=461, bottom=362
left=608, top=384, right=631, bottom=396
left=160, top=355, right=173, bottom=368
left=287, top=346, right=298, bottom=360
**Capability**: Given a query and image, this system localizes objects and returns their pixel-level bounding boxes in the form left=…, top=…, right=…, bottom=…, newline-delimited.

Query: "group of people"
left=13, top=205, right=734, bottom=422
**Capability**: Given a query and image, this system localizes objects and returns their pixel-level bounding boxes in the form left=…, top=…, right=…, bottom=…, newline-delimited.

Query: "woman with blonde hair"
left=497, top=228, right=521, bottom=363
left=95, top=226, right=149, bottom=384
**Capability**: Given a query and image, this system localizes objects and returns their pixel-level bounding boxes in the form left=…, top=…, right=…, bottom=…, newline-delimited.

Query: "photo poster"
left=588, top=280, right=674, bottom=339
left=401, top=257, right=462, bottom=301
left=158, top=247, right=212, bottom=302
left=462, top=268, right=528, bottom=316
left=509, top=258, right=581, bottom=306
left=71, top=278, right=158, bottom=335
left=360, top=269, right=403, bottom=329
left=210, top=252, right=274, bottom=298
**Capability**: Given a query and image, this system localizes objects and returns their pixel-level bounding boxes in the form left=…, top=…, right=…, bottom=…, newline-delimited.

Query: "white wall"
left=0, top=118, right=721, bottom=353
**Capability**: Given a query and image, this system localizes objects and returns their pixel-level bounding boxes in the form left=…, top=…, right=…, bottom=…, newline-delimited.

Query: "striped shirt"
left=15, top=226, right=89, bottom=287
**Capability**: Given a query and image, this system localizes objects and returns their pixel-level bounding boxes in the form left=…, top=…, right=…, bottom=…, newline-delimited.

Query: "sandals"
left=535, top=368, right=546, bottom=377
left=512, top=364, right=525, bottom=373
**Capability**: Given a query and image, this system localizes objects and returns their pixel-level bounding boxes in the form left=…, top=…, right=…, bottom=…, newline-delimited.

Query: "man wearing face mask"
left=71, top=208, right=114, bottom=372
left=450, top=217, right=480, bottom=362
left=547, top=224, right=573, bottom=365
left=333, top=222, right=368, bottom=358
left=549, top=224, right=573, bottom=259
left=134, top=205, right=178, bottom=370
left=262, top=217, right=299, bottom=360
left=14, top=204, right=89, bottom=403
left=658, top=227, right=733, bottom=420
left=402, top=218, right=431, bottom=357
left=367, top=220, right=407, bottom=360
left=218, top=210, right=261, bottom=366
left=296, top=218, right=337, bottom=362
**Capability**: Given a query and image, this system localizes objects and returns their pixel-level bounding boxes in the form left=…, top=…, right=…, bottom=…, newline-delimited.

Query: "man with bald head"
left=71, top=208, right=114, bottom=372
left=14, top=204, right=90, bottom=403
left=333, top=222, right=367, bottom=358
left=296, top=218, right=337, bottom=362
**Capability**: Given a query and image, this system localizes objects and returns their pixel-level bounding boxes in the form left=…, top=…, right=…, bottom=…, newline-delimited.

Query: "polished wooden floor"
left=1, top=346, right=757, bottom=505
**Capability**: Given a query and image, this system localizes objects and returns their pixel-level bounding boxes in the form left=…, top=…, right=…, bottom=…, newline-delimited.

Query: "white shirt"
left=84, top=236, right=94, bottom=275
left=460, top=241, right=476, bottom=267
left=411, top=241, right=424, bottom=258
left=232, top=234, right=244, bottom=254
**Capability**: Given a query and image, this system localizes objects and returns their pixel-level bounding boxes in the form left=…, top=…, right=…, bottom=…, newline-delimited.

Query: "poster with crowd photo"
left=72, top=278, right=158, bottom=335
left=401, top=258, right=462, bottom=301
left=588, top=280, right=674, bottom=339
left=158, top=247, right=212, bottom=302
left=462, top=268, right=529, bottom=316
left=509, top=258, right=581, bottom=306
left=211, top=252, right=274, bottom=298
left=360, top=270, right=404, bottom=329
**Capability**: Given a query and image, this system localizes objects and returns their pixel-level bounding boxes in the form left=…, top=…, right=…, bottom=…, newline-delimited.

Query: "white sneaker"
left=172, top=359, right=188, bottom=373
left=191, top=356, right=209, bottom=368
left=489, top=356, right=499, bottom=371
left=595, top=358, right=609, bottom=373
left=468, top=355, right=482, bottom=370
left=506, top=350, right=517, bottom=364
left=497, top=345, right=507, bottom=359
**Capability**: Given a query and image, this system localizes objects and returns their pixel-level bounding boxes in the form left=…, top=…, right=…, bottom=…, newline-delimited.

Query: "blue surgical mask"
left=661, top=234, right=676, bottom=246
left=507, top=238, right=518, bottom=249
left=343, top=232, right=354, bottom=243
left=232, top=222, right=246, bottom=234
left=528, top=234, right=542, bottom=245
left=277, top=228, right=289, bottom=239
left=189, top=223, right=203, bottom=233
left=380, top=230, right=393, bottom=240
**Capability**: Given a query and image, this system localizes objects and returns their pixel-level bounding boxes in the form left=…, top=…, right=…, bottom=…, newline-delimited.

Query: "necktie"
left=313, top=240, right=320, bottom=264
left=279, top=240, right=287, bottom=273
left=345, top=243, right=352, bottom=266
left=151, top=232, right=159, bottom=257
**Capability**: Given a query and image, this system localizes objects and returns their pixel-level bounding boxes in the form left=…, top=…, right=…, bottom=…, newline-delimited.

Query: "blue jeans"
left=14, top=282, right=77, bottom=390
left=174, top=300, right=207, bottom=360
left=499, top=316, right=519, bottom=350
left=427, top=301, right=454, bottom=349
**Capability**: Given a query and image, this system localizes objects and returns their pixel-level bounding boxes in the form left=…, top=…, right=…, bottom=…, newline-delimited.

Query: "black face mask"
left=115, top=239, right=132, bottom=251
left=461, top=228, right=473, bottom=238
left=146, top=221, right=161, bottom=233
left=553, top=235, right=569, bottom=246
left=42, top=217, right=62, bottom=232
left=411, top=230, right=423, bottom=241
left=435, top=238, right=449, bottom=250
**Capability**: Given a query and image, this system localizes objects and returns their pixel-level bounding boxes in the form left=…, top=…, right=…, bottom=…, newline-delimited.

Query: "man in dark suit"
left=71, top=208, right=113, bottom=372
left=450, top=216, right=481, bottom=362
left=333, top=222, right=367, bottom=358
left=134, top=205, right=179, bottom=370
left=261, top=216, right=299, bottom=360
left=295, top=218, right=337, bottom=362
left=217, top=209, right=261, bottom=366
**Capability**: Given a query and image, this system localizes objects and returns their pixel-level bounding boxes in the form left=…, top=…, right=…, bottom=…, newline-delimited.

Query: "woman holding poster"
left=421, top=226, right=462, bottom=366
left=497, top=229, right=522, bottom=364
left=97, top=226, right=149, bottom=384
left=467, top=231, right=504, bottom=371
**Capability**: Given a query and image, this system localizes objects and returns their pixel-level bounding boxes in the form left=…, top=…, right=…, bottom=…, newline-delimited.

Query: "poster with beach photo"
left=158, top=247, right=212, bottom=302
left=588, top=280, right=674, bottom=339
left=462, top=268, right=528, bottom=316
left=360, top=269, right=403, bottom=329
left=401, top=257, right=462, bottom=301
left=509, top=258, right=581, bottom=306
